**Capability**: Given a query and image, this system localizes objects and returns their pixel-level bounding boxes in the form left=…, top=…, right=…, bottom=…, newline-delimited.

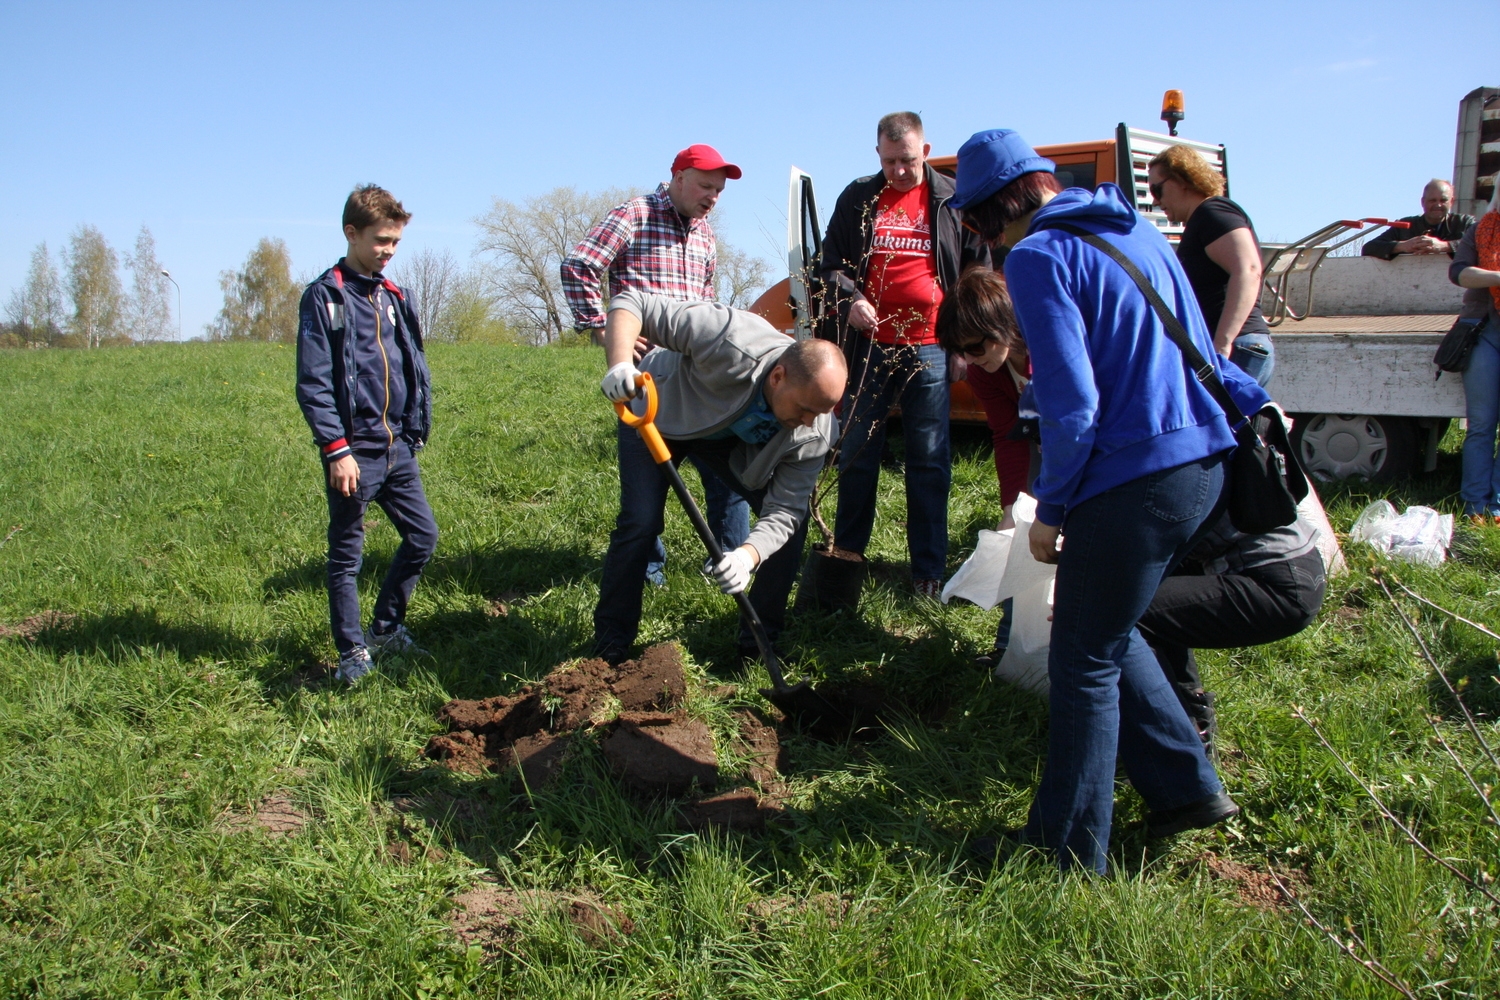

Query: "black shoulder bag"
left=1040, top=222, right=1309, bottom=534
left=1433, top=316, right=1487, bottom=377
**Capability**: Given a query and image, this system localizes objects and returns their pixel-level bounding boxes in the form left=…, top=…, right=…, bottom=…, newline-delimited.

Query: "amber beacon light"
left=1160, top=89, right=1185, bottom=136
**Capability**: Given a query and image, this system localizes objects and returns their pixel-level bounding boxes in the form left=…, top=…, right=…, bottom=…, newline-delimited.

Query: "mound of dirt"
left=602, top=711, right=717, bottom=797
left=448, top=884, right=634, bottom=957
left=426, top=644, right=792, bottom=826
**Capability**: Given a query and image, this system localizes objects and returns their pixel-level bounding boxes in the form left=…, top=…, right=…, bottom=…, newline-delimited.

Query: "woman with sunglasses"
left=937, top=267, right=1034, bottom=664
left=949, top=129, right=1242, bottom=875
left=1147, top=145, right=1274, bottom=387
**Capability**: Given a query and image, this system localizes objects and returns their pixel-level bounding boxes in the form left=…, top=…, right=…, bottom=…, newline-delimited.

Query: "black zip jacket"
left=813, top=164, right=991, bottom=343
left=296, top=262, right=432, bottom=465
left=1361, top=212, right=1475, bottom=260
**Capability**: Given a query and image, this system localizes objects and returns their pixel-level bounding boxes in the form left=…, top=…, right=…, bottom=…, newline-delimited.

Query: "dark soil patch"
left=732, top=708, right=786, bottom=788
left=602, top=711, right=717, bottom=797
left=679, top=789, right=785, bottom=831
left=544, top=657, right=617, bottom=730
left=1200, top=852, right=1303, bottom=910
left=510, top=731, right=571, bottom=790
left=794, top=681, right=891, bottom=740
left=218, top=792, right=307, bottom=838
left=0, top=611, right=77, bottom=641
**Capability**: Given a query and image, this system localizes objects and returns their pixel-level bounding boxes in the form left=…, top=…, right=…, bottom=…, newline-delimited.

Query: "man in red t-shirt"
left=816, top=112, right=991, bottom=596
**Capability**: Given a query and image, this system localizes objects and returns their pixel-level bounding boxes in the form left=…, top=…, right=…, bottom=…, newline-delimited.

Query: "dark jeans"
left=1137, top=548, right=1326, bottom=700
left=1023, top=455, right=1228, bottom=874
left=646, top=458, right=750, bottom=582
left=834, top=338, right=951, bottom=581
left=1229, top=333, right=1275, bottom=388
left=593, top=423, right=808, bottom=661
left=325, top=441, right=439, bottom=655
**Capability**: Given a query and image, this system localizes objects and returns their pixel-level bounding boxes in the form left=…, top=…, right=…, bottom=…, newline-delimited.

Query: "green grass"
left=0, top=341, right=1497, bottom=998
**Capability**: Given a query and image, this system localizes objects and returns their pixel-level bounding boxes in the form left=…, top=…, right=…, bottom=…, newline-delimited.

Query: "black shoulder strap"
left=1039, top=221, right=1249, bottom=431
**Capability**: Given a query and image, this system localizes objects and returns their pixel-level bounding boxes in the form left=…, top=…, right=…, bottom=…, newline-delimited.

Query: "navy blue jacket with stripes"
left=295, top=262, right=432, bottom=465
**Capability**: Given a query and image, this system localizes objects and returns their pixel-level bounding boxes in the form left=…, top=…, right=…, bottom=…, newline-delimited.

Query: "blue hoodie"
left=1005, top=183, right=1239, bottom=526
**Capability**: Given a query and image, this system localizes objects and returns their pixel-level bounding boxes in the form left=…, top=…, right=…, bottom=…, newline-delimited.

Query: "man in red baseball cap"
left=560, top=144, right=746, bottom=587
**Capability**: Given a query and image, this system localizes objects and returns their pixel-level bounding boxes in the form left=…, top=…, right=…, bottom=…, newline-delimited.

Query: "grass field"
left=1, top=341, right=1497, bottom=998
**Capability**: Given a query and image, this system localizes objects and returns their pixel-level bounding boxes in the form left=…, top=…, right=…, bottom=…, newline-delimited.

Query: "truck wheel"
left=1289, top=413, right=1417, bottom=483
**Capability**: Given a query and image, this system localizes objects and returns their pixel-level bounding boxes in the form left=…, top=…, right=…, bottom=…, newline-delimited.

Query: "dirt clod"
left=602, top=712, right=717, bottom=796
left=219, top=792, right=307, bottom=838
left=1200, top=852, right=1303, bottom=910
left=609, top=643, right=686, bottom=712
left=567, top=898, right=635, bottom=946
left=0, top=611, right=77, bottom=641
left=543, top=657, right=618, bottom=730
left=510, top=731, right=571, bottom=790
left=680, top=789, right=785, bottom=831
left=424, top=730, right=494, bottom=774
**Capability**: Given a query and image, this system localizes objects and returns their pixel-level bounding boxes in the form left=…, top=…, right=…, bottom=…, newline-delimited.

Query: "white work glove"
left=600, top=361, right=642, bottom=403
left=710, top=548, right=756, bottom=595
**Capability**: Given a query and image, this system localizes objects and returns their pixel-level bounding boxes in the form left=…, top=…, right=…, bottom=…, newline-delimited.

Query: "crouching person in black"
left=1136, top=505, right=1328, bottom=747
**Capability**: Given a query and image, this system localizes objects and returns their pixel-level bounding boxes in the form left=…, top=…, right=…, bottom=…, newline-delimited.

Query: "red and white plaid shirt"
left=561, top=184, right=717, bottom=329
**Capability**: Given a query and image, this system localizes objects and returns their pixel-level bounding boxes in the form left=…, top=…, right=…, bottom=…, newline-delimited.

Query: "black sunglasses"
left=1148, top=179, right=1166, bottom=200
left=957, top=339, right=992, bottom=358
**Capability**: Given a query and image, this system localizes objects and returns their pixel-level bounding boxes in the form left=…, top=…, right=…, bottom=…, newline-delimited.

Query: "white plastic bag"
left=1348, top=500, right=1453, bottom=567
left=943, top=494, right=1058, bottom=693
left=1297, top=482, right=1348, bottom=577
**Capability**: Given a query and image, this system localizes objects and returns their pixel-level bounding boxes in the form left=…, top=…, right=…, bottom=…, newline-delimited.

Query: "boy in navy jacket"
left=296, top=185, right=437, bottom=684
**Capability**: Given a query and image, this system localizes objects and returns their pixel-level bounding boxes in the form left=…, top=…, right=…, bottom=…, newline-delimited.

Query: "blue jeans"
left=594, top=424, right=808, bottom=661
left=1023, top=455, right=1228, bottom=874
left=834, top=339, right=951, bottom=580
left=1461, top=324, right=1500, bottom=516
left=325, top=441, right=439, bottom=655
left=1230, top=333, right=1275, bottom=388
left=645, top=459, right=750, bottom=584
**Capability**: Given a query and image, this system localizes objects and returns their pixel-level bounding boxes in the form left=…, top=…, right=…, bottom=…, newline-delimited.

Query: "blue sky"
left=2, top=1, right=1495, bottom=338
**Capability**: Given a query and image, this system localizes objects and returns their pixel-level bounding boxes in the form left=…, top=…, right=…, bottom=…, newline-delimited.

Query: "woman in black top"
left=1147, top=145, right=1275, bottom=387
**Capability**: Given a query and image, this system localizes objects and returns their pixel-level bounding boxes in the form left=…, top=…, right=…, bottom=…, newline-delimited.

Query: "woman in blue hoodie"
left=950, top=130, right=1243, bottom=874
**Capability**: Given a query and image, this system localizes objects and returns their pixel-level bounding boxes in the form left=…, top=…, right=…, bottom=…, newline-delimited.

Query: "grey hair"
left=877, top=111, right=924, bottom=144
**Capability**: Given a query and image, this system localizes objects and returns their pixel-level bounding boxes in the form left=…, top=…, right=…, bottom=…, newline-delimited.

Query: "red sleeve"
left=967, top=364, right=1030, bottom=508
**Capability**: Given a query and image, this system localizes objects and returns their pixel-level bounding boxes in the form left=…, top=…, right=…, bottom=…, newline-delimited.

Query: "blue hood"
left=1028, top=182, right=1137, bottom=235
left=1004, top=183, right=1239, bottom=525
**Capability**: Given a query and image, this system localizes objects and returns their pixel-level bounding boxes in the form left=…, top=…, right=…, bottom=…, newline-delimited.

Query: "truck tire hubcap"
left=1298, top=414, right=1389, bottom=480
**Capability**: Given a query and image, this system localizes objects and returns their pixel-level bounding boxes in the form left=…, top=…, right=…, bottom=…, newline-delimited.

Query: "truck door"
left=748, top=166, right=821, bottom=339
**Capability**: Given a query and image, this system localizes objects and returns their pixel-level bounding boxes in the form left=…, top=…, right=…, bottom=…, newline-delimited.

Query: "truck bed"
left=1266, top=318, right=1465, bottom=417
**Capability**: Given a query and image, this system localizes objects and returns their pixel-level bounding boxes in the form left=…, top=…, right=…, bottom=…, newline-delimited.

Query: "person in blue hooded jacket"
left=950, top=130, right=1243, bottom=874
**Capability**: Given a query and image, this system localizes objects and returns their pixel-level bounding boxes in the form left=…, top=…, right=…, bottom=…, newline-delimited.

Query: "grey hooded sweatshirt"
left=611, top=289, right=838, bottom=561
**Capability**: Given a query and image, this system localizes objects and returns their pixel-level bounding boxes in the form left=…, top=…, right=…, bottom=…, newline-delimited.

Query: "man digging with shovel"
left=594, top=289, right=846, bottom=680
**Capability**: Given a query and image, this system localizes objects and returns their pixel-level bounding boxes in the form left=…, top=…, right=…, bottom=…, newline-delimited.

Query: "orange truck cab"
left=749, top=117, right=1228, bottom=424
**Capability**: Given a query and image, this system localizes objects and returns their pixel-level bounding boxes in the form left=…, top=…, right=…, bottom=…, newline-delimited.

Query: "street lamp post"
left=160, top=269, right=182, bottom=340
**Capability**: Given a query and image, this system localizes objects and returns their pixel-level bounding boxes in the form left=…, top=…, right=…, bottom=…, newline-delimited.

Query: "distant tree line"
left=3, top=226, right=173, bottom=348
left=2, top=187, right=772, bottom=349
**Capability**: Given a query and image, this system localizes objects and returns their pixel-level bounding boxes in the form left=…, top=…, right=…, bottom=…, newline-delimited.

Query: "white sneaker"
left=337, top=646, right=375, bottom=686
left=362, top=623, right=427, bottom=660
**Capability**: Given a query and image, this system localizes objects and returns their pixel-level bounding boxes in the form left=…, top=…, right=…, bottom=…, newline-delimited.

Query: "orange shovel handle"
left=613, top=372, right=672, bottom=464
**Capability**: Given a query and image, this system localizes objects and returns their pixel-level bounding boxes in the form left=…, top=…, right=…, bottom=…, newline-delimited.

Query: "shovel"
left=615, top=373, right=869, bottom=736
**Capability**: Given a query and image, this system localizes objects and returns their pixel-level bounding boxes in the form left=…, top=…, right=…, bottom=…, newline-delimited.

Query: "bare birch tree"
left=714, top=240, right=772, bottom=308
left=388, top=248, right=460, bottom=342
left=5, top=242, right=66, bottom=347
left=474, top=186, right=637, bottom=344
left=207, top=238, right=300, bottom=342
left=124, top=226, right=173, bottom=342
left=63, top=226, right=125, bottom=348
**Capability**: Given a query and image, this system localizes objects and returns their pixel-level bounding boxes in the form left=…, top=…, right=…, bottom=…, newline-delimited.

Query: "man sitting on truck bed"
left=1362, top=179, right=1474, bottom=260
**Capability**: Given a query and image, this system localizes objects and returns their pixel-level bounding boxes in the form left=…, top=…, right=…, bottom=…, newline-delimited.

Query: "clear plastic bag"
left=1348, top=500, right=1453, bottom=567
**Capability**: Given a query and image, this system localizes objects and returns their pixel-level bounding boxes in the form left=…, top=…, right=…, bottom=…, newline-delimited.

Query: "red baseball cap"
left=671, top=143, right=742, bottom=180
